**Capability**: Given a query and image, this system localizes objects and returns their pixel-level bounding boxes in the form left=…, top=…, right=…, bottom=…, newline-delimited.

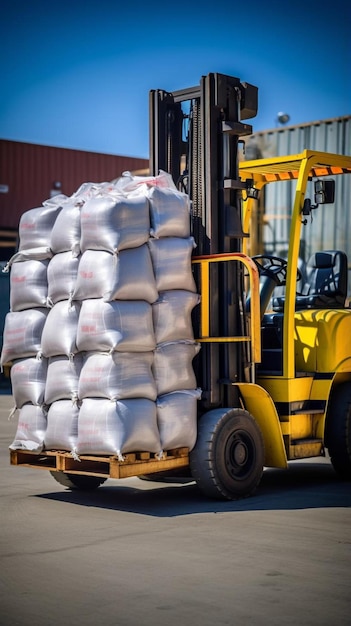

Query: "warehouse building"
left=0, top=139, right=148, bottom=260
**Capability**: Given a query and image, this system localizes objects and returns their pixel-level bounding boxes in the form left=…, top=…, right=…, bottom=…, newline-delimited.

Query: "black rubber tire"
left=190, top=408, right=264, bottom=500
left=50, top=471, right=107, bottom=491
left=326, top=383, right=351, bottom=480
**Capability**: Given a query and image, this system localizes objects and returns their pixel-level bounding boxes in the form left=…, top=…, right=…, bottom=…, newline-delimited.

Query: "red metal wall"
left=0, top=140, right=149, bottom=229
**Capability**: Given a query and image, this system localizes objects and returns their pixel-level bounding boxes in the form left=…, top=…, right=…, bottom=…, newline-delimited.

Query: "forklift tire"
left=190, top=408, right=264, bottom=500
left=326, top=382, right=351, bottom=480
left=50, top=471, right=107, bottom=491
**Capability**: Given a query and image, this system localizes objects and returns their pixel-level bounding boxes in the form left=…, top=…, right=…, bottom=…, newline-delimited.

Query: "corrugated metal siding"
left=0, top=140, right=148, bottom=229
left=243, top=116, right=351, bottom=293
left=244, top=116, right=351, bottom=160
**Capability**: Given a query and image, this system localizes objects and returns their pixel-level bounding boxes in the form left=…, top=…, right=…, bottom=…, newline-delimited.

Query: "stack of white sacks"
left=1, top=172, right=201, bottom=461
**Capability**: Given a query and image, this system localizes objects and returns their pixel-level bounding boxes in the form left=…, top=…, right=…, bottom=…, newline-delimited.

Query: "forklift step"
left=289, top=438, right=324, bottom=460
left=292, top=408, right=324, bottom=415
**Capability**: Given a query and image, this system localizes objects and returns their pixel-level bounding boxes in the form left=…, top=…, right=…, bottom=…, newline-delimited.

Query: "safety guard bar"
left=192, top=253, right=261, bottom=364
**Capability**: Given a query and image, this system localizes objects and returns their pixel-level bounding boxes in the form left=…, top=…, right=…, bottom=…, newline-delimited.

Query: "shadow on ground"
left=36, top=461, right=351, bottom=517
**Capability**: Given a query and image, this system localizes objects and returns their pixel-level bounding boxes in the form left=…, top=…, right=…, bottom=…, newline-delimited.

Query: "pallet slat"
left=10, top=448, right=190, bottom=479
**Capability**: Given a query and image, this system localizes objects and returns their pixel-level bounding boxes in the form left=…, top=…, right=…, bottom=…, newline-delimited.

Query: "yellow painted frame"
left=239, top=150, right=351, bottom=379
left=234, top=382, right=287, bottom=468
left=192, top=252, right=261, bottom=363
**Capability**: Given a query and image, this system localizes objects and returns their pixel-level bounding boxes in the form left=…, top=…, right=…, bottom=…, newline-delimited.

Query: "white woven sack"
left=113, top=169, right=176, bottom=196
left=10, top=356, right=48, bottom=408
left=3, top=248, right=53, bottom=273
left=80, top=193, right=150, bottom=253
left=1, top=308, right=48, bottom=366
left=47, top=252, right=80, bottom=304
left=41, top=300, right=81, bottom=358
left=148, top=185, right=190, bottom=238
left=50, top=200, right=82, bottom=256
left=45, top=354, right=84, bottom=404
left=78, top=351, right=156, bottom=401
left=9, top=403, right=47, bottom=452
left=156, top=389, right=202, bottom=451
left=76, top=398, right=161, bottom=458
left=18, top=203, right=62, bottom=250
left=153, top=341, right=200, bottom=395
left=73, top=245, right=158, bottom=303
left=10, top=259, right=49, bottom=312
left=148, top=237, right=197, bottom=292
left=44, top=400, right=79, bottom=452
left=152, top=290, right=200, bottom=344
left=77, top=299, right=156, bottom=353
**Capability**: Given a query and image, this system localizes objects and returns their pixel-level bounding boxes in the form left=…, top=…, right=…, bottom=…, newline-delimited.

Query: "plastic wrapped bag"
left=156, top=389, right=201, bottom=451
left=47, top=252, right=80, bottom=304
left=152, top=290, right=200, bottom=344
left=76, top=398, right=161, bottom=458
left=148, top=237, right=197, bottom=292
left=9, top=403, right=47, bottom=452
left=73, top=245, right=158, bottom=303
left=153, top=341, right=200, bottom=395
left=10, top=356, right=48, bottom=408
left=10, top=259, right=49, bottom=311
left=2, top=247, right=53, bottom=273
left=41, top=300, right=81, bottom=358
left=50, top=200, right=82, bottom=256
left=77, top=299, right=155, bottom=353
left=78, top=351, right=156, bottom=401
left=1, top=308, right=48, bottom=366
left=148, top=186, right=190, bottom=239
left=80, top=192, right=150, bottom=253
left=45, top=354, right=83, bottom=404
left=70, top=181, right=106, bottom=201
left=113, top=169, right=177, bottom=195
left=18, top=203, right=62, bottom=250
left=44, top=400, right=79, bottom=452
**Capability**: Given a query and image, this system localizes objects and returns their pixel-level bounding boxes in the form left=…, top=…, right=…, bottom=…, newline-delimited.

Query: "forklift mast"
left=149, top=73, right=258, bottom=411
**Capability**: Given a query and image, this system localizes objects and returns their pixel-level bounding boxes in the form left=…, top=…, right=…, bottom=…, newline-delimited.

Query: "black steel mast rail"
left=172, top=85, right=201, bottom=102
left=149, top=72, right=258, bottom=410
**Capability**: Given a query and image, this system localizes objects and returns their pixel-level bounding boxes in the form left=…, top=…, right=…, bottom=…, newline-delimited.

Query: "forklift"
left=10, top=73, right=351, bottom=500
left=149, top=72, right=351, bottom=500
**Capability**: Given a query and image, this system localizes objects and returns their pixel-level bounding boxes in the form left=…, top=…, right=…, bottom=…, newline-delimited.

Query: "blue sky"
left=1, top=0, right=350, bottom=158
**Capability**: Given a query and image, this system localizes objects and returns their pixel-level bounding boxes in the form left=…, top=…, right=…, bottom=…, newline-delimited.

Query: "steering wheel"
left=252, top=255, right=302, bottom=287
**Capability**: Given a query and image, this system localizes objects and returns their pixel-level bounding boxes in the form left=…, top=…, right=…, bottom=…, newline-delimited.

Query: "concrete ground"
left=0, top=391, right=350, bottom=626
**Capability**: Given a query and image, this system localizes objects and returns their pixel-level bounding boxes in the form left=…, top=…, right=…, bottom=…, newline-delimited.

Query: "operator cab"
left=251, top=178, right=349, bottom=374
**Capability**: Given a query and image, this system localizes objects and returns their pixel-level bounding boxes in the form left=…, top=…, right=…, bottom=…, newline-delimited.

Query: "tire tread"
left=50, top=471, right=107, bottom=490
left=190, top=408, right=264, bottom=500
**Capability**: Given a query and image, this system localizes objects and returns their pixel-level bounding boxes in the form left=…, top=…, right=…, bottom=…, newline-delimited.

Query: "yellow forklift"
left=149, top=74, right=351, bottom=499
left=237, top=151, right=351, bottom=480
left=10, top=73, right=351, bottom=500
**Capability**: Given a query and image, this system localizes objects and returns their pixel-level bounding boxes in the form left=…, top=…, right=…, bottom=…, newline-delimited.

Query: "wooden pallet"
left=10, top=447, right=190, bottom=479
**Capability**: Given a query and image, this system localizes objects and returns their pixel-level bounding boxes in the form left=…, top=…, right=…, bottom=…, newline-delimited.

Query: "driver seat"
left=273, top=250, right=348, bottom=311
